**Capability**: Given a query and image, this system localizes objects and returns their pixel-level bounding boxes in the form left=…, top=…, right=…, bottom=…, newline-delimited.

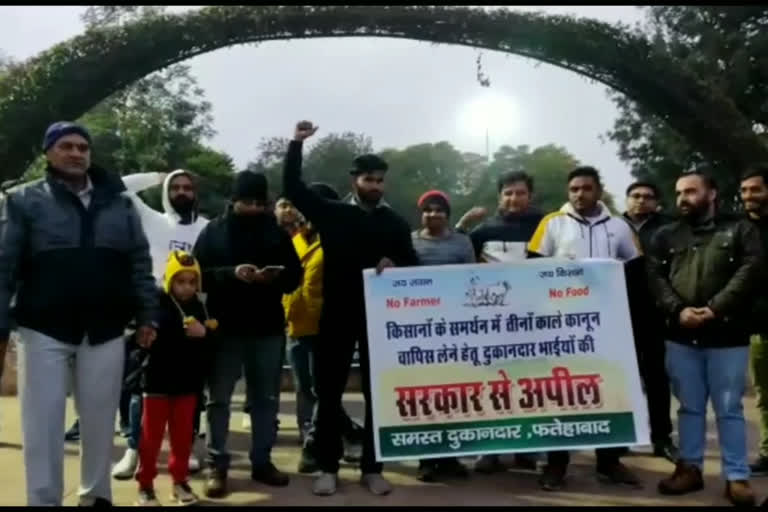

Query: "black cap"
left=308, top=182, right=340, bottom=201
left=350, top=154, right=388, bottom=176
left=232, top=171, right=268, bottom=201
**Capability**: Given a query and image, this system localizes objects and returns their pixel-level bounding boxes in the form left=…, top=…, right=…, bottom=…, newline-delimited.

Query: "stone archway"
left=0, top=5, right=765, bottom=179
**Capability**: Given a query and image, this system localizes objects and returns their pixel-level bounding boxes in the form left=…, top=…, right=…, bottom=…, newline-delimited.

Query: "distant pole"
left=485, top=128, right=490, bottom=163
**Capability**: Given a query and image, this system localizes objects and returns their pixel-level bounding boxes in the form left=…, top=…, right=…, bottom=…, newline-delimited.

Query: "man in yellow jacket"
left=283, top=182, right=363, bottom=474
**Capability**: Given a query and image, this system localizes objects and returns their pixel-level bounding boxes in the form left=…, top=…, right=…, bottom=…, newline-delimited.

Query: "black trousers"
left=635, top=334, right=673, bottom=444
left=547, top=447, right=625, bottom=468
left=312, top=324, right=380, bottom=474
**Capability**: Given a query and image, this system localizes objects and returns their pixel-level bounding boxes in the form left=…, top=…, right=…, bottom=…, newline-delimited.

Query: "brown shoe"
left=725, top=480, right=755, bottom=507
left=204, top=471, right=227, bottom=499
left=596, top=462, right=641, bottom=488
left=658, top=463, right=704, bottom=495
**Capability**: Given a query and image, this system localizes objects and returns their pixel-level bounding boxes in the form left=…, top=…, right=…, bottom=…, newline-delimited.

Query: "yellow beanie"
left=163, top=250, right=202, bottom=294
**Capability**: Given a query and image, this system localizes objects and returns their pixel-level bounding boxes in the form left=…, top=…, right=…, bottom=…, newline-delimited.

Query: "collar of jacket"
left=344, top=192, right=389, bottom=210
left=561, top=201, right=611, bottom=225
left=46, top=164, right=126, bottom=201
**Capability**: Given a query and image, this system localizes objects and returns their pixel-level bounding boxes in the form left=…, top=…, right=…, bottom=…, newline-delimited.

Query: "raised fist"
left=294, top=121, right=318, bottom=141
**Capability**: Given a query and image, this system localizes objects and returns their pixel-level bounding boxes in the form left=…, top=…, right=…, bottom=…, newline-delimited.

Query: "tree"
left=17, top=6, right=234, bottom=214
left=81, top=5, right=168, bottom=29
left=247, top=132, right=373, bottom=199
left=462, top=143, right=615, bottom=217
left=605, top=6, right=768, bottom=209
left=1, top=5, right=765, bottom=179
left=380, top=141, right=467, bottom=226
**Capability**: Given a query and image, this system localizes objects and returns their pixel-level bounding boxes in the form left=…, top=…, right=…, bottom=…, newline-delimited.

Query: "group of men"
left=1, top=118, right=768, bottom=507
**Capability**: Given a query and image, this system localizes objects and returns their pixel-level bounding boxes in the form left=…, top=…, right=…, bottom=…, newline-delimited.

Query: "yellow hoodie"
left=283, top=232, right=324, bottom=338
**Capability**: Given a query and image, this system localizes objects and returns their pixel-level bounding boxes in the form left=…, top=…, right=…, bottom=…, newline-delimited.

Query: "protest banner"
left=363, top=259, right=650, bottom=461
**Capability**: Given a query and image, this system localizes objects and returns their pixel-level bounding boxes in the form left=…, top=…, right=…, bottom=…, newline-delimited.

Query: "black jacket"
left=748, top=215, right=768, bottom=336
left=468, top=210, right=543, bottom=262
left=193, top=208, right=302, bottom=336
left=646, top=214, right=763, bottom=347
left=621, top=212, right=672, bottom=344
left=141, top=291, right=212, bottom=396
left=0, top=166, right=157, bottom=344
left=282, top=140, right=419, bottom=329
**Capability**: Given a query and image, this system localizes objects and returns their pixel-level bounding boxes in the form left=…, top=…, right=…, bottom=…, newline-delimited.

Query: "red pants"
left=135, top=394, right=197, bottom=488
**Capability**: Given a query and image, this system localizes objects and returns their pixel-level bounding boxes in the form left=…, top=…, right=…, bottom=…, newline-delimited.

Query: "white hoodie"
left=528, top=201, right=640, bottom=261
left=121, top=170, right=209, bottom=284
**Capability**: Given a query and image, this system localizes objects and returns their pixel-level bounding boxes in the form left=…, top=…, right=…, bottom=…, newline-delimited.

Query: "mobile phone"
left=261, top=265, right=285, bottom=273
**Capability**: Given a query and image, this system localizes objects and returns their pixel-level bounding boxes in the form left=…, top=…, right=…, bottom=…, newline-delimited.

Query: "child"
left=135, top=250, right=217, bottom=506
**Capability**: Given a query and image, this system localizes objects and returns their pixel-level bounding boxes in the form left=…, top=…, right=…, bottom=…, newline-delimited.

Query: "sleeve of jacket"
left=126, top=199, right=159, bottom=326
left=469, top=225, right=485, bottom=261
left=461, top=234, right=477, bottom=263
left=120, top=174, right=164, bottom=227
left=645, top=227, right=686, bottom=319
left=283, top=140, right=337, bottom=228
left=193, top=223, right=237, bottom=287
left=616, top=220, right=643, bottom=261
left=275, top=229, right=303, bottom=294
left=0, top=193, right=26, bottom=341
left=302, top=253, right=323, bottom=321
left=388, top=216, right=420, bottom=267
left=527, top=213, right=557, bottom=257
left=708, top=220, right=764, bottom=318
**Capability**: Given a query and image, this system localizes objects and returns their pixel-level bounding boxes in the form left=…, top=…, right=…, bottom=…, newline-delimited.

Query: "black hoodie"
left=282, top=140, right=419, bottom=330
left=468, top=210, right=544, bottom=262
left=193, top=207, right=302, bottom=336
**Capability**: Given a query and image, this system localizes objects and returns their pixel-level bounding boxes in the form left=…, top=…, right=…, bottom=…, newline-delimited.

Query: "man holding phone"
left=193, top=171, right=302, bottom=498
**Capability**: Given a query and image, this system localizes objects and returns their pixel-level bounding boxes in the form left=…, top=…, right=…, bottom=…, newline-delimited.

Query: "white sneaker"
left=112, top=448, right=138, bottom=480
left=242, top=414, right=251, bottom=430
left=312, top=472, right=338, bottom=496
left=189, top=452, right=201, bottom=474
left=172, top=482, right=199, bottom=506
left=361, top=473, right=392, bottom=496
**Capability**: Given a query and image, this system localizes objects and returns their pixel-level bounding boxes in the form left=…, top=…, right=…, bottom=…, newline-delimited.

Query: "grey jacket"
left=0, top=166, right=157, bottom=344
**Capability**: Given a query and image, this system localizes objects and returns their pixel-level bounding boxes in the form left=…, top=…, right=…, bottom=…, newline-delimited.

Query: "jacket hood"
left=561, top=201, right=611, bottom=224
left=161, top=169, right=199, bottom=223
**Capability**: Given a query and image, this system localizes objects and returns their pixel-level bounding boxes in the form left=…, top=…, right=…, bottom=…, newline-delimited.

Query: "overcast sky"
left=0, top=5, right=645, bottom=199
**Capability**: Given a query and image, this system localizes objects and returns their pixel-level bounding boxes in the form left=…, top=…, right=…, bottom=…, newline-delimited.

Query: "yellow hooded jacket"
left=283, top=232, right=323, bottom=338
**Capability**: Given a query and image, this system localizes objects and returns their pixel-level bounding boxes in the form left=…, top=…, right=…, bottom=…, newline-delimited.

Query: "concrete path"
left=1, top=393, right=767, bottom=506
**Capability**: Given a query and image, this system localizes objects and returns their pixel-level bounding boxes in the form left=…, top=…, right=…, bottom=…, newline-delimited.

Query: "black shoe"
left=298, top=449, right=319, bottom=474
left=750, top=455, right=768, bottom=477
left=65, top=420, right=80, bottom=442
left=539, top=464, right=567, bottom=491
left=252, top=462, right=290, bottom=487
left=417, top=461, right=438, bottom=483
left=437, top=457, right=469, bottom=478
left=512, top=453, right=539, bottom=471
left=653, top=440, right=679, bottom=464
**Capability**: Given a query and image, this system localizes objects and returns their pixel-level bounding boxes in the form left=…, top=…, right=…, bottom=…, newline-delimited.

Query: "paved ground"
left=1, top=393, right=767, bottom=507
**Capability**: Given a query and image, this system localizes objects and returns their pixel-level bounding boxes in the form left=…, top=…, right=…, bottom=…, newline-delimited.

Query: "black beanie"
left=232, top=171, right=268, bottom=201
left=308, top=182, right=340, bottom=201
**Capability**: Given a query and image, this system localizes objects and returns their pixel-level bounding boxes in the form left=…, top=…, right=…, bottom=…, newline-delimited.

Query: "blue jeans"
left=127, top=394, right=142, bottom=450
left=287, top=336, right=317, bottom=437
left=665, top=341, right=749, bottom=481
left=206, top=334, right=285, bottom=473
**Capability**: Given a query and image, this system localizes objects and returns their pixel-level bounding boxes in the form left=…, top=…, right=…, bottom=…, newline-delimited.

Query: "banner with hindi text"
left=363, top=259, right=650, bottom=461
